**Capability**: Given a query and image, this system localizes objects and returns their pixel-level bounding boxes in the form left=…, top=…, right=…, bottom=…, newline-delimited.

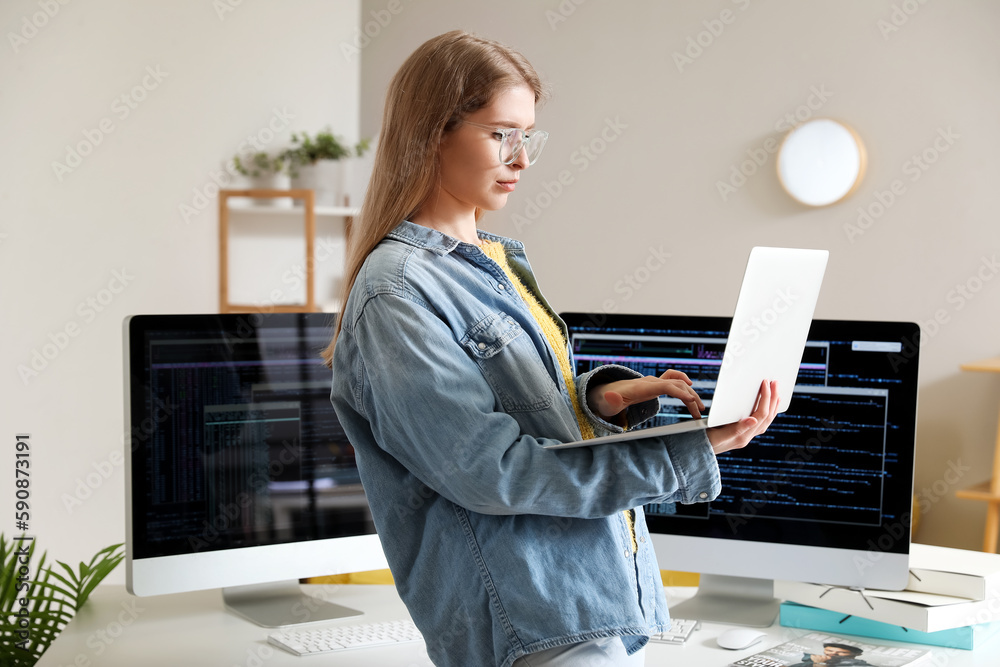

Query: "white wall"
left=359, top=0, right=1000, bottom=550
left=0, top=0, right=360, bottom=582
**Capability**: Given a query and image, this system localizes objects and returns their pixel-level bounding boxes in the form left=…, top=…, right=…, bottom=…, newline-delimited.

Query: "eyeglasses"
left=462, top=121, right=549, bottom=166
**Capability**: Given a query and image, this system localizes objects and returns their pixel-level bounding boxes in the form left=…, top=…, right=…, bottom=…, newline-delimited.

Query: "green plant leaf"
left=1, top=535, right=123, bottom=665
left=284, top=127, right=350, bottom=166
left=72, top=544, right=124, bottom=610
left=231, top=151, right=287, bottom=177
left=355, top=137, right=371, bottom=157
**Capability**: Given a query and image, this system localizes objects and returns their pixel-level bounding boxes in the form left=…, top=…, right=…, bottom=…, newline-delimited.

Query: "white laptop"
left=544, top=246, right=829, bottom=449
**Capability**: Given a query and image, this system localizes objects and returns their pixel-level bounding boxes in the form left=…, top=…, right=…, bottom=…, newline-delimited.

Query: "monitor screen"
left=124, top=312, right=386, bottom=625
left=561, top=312, right=919, bottom=623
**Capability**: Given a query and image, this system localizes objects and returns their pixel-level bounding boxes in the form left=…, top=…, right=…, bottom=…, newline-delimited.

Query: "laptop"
left=543, top=246, right=829, bottom=449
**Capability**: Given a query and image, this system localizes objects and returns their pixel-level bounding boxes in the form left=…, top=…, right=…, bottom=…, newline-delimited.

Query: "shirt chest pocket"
left=461, top=311, right=558, bottom=413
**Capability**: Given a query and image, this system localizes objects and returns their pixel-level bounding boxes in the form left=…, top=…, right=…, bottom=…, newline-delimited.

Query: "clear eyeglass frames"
left=462, top=121, right=549, bottom=166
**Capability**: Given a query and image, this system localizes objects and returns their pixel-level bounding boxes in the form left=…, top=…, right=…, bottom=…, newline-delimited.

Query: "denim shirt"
left=330, top=221, right=721, bottom=667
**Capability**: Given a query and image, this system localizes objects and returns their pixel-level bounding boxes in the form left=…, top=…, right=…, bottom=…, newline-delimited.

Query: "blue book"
left=779, top=602, right=1000, bottom=650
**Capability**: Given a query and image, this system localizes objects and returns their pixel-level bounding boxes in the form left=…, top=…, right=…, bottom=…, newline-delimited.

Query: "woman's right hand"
left=706, top=379, right=779, bottom=455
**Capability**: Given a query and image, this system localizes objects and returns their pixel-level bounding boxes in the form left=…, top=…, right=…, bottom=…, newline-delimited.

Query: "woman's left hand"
left=706, top=379, right=779, bottom=455
left=587, top=370, right=704, bottom=422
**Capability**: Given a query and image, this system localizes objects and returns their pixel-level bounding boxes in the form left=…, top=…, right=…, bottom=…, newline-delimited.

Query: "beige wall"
left=360, top=0, right=1000, bottom=550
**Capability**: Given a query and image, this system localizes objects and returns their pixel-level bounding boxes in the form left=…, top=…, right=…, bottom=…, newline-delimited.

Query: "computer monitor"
left=561, top=312, right=919, bottom=626
left=123, top=312, right=387, bottom=627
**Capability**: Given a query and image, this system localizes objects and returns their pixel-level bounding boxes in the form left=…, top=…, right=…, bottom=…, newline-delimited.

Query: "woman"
left=324, top=30, right=779, bottom=667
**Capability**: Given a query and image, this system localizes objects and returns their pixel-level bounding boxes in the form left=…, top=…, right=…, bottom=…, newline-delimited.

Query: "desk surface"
left=38, top=584, right=1000, bottom=666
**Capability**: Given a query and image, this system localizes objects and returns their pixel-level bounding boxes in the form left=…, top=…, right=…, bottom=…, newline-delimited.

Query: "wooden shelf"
left=222, top=303, right=317, bottom=314
left=956, top=480, right=1000, bottom=502
left=226, top=203, right=360, bottom=217
left=954, top=356, right=1000, bottom=552
left=218, top=189, right=358, bottom=314
left=961, top=357, right=1000, bottom=373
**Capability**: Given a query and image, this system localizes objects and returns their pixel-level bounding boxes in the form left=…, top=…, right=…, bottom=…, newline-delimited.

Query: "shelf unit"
left=218, top=189, right=358, bottom=313
left=955, top=356, right=1000, bottom=552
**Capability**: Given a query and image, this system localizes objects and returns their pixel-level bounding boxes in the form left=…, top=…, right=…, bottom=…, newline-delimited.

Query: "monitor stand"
left=668, top=574, right=780, bottom=627
left=223, top=580, right=363, bottom=627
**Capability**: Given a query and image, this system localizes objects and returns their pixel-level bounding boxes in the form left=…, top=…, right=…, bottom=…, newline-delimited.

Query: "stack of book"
left=774, top=543, right=1000, bottom=650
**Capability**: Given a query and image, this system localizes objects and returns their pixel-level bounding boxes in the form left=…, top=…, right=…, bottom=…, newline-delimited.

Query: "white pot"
left=247, top=172, right=292, bottom=207
left=292, top=159, right=346, bottom=208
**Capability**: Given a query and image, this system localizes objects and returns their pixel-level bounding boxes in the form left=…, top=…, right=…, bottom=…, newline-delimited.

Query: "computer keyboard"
left=648, top=617, right=701, bottom=644
left=267, top=618, right=424, bottom=656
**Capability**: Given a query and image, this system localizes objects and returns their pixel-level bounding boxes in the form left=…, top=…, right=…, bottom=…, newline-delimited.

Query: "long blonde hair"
left=321, top=30, right=545, bottom=367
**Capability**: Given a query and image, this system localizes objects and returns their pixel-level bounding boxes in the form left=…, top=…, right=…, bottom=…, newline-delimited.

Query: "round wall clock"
left=777, top=118, right=866, bottom=207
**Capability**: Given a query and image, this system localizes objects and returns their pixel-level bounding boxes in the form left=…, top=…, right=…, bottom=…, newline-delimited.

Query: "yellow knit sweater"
left=480, top=240, right=636, bottom=551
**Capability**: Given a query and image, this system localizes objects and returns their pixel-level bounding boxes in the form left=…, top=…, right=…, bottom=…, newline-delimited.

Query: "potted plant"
left=231, top=151, right=292, bottom=207
left=284, top=128, right=370, bottom=207
left=1, top=535, right=123, bottom=666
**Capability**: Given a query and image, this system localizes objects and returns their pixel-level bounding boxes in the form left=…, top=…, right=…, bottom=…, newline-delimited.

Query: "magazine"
left=730, top=632, right=932, bottom=667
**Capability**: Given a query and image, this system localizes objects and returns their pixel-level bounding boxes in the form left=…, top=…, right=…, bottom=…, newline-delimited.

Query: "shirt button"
left=699, top=492, right=708, bottom=499
left=477, top=342, right=487, bottom=350
left=497, top=283, right=506, bottom=290
left=639, top=536, right=646, bottom=543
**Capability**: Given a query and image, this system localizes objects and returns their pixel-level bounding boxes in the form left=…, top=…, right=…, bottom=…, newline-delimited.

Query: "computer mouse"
left=716, top=627, right=767, bottom=650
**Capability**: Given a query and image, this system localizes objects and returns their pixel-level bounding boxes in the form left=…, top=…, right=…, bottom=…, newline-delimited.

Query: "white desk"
left=37, top=585, right=1000, bottom=666
left=37, top=585, right=433, bottom=667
